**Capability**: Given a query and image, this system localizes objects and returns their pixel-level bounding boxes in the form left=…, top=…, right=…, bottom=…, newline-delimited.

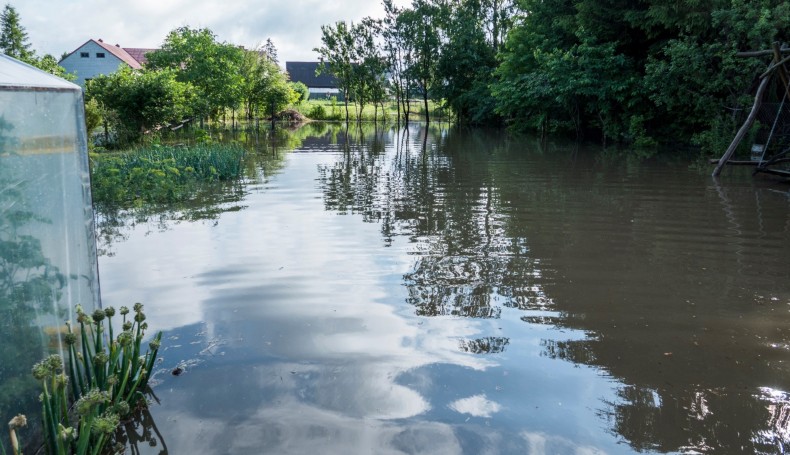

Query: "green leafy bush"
left=307, top=104, right=327, bottom=120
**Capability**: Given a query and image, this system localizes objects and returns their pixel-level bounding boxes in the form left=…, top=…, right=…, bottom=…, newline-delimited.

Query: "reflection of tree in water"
left=0, top=160, right=66, bottom=446
left=543, top=333, right=790, bottom=453
left=94, top=126, right=301, bottom=255
left=95, top=179, right=249, bottom=257
left=317, top=127, right=537, bottom=344
left=530, top=176, right=790, bottom=453
left=598, top=385, right=790, bottom=454
left=314, top=125, right=790, bottom=453
left=458, top=336, right=509, bottom=354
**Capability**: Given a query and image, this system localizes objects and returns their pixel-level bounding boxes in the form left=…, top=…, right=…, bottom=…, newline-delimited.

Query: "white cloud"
left=448, top=394, right=502, bottom=418
left=17, top=0, right=411, bottom=63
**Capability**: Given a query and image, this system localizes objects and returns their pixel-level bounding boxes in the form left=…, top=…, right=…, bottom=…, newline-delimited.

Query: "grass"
left=90, top=143, right=245, bottom=207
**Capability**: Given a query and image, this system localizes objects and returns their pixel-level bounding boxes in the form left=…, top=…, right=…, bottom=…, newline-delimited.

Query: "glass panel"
left=0, top=65, right=99, bottom=447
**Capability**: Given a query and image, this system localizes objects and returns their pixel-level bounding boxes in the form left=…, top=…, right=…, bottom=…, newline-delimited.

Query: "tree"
left=351, top=18, right=388, bottom=122
left=314, top=21, right=356, bottom=123
left=290, top=81, right=309, bottom=104
left=0, top=5, right=73, bottom=79
left=0, top=4, right=32, bottom=61
left=239, top=47, right=297, bottom=124
left=493, top=0, right=790, bottom=148
left=29, top=54, right=73, bottom=80
left=146, top=27, right=245, bottom=120
left=262, top=38, right=278, bottom=64
left=382, top=0, right=410, bottom=124
left=86, top=67, right=194, bottom=144
left=436, top=0, right=500, bottom=124
left=400, top=0, right=441, bottom=125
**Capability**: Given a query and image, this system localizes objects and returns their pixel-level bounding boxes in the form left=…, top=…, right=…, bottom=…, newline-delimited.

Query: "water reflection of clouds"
left=101, top=153, right=510, bottom=451
left=98, top=134, right=629, bottom=454
left=449, top=394, right=502, bottom=418
left=521, top=432, right=608, bottom=455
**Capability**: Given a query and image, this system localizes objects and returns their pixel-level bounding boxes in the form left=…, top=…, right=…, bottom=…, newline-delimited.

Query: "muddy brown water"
left=98, top=124, right=790, bottom=454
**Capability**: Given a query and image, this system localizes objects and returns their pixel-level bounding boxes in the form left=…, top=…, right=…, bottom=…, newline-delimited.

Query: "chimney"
left=98, top=38, right=103, bottom=42
left=115, top=44, right=120, bottom=47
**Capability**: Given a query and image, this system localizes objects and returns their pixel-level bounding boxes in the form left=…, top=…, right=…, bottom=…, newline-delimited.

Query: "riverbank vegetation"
left=7, top=0, right=789, bottom=153
left=85, top=28, right=299, bottom=147
left=90, top=143, right=245, bottom=207
left=317, top=0, right=789, bottom=150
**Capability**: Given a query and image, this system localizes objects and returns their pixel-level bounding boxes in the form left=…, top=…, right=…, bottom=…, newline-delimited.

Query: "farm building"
left=59, top=39, right=156, bottom=87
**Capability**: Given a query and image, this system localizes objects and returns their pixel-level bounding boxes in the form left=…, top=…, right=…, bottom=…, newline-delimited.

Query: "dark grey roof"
left=286, top=62, right=338, bottom=89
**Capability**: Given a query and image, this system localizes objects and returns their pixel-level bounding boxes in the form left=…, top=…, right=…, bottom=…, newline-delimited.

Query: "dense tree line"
left=494, top=0, right=789, bottom=146
left=0, top=5, right=300, bottom=145
left=319, top=0, right=788, bottom=147
left=88, top=27, right=299, bottom=144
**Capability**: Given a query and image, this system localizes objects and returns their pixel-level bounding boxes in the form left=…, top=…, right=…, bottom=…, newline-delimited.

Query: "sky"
left=16, top=0, right=411, bottom=65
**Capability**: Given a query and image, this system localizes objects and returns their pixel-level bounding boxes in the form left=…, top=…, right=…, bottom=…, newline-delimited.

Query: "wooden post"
left=712, top=74, right=772, bottom=177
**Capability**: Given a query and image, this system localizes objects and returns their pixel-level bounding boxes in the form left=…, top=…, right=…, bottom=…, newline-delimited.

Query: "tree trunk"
left=344, top=89, right=350, bottom=124
left=396, top=90, right=402, bottom=127
left=423, top=87, right=430, bottom=125
left=712, top=74, right=771, bottom=177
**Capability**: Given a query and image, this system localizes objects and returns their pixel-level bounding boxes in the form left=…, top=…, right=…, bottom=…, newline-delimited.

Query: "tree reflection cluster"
left=94, top=123, right=790, bottom=453
left=313, top=124, right=790, bottom=453
left=458, top=337, right=509, bottom=355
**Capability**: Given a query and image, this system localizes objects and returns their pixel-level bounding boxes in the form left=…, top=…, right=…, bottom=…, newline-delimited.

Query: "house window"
left=96, top=53, right=105, bottom=58
left=80, top=52, right=89, bottom=58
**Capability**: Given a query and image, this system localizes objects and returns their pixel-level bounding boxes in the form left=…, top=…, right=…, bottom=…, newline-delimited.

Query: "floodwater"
left=97, top=123, right=790, bottom=454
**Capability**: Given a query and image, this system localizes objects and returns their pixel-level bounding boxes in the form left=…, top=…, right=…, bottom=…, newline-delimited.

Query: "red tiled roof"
left=94, top=39, right=142, bottom=69
left=123, top=48, right=157, bottom=66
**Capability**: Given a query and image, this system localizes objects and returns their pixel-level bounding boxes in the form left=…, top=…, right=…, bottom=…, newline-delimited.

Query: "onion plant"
left=22, top=304, right=161, bottom=455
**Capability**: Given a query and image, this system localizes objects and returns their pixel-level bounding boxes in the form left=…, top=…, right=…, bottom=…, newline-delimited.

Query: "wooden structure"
left=713, top=43, right=790, bottom=178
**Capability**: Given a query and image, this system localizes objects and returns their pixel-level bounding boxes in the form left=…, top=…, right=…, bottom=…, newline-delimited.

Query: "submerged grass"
left=90, top=144, right=245, bottom=207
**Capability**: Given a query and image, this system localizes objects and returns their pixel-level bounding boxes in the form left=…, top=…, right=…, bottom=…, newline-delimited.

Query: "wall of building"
left=60, top=41, right=127, bottom=87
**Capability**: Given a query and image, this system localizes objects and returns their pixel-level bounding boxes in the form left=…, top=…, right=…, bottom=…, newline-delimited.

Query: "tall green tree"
left=382, top=0, right=412, bottom=124
left=351, top=18, right=388, bottom=122
left=494, top=0, right=790, bottom=147
left=436, top=0, right=500, bottom=124
left=400, top=0, right=442, bottom=125
left=240, top=47, right=297, bottom=123
left=0, top=4, right=32, bottom=61
left=262, top=38, right=278, bottom=64
left=481, top=0, right=515, bottom=53
left=314, top=21, right=357, bottom=123
left=86, top=67, right=194, bottom=144
left=147, top=27, right=245, bottom=120
left=0, top=4, right=73, bottom=80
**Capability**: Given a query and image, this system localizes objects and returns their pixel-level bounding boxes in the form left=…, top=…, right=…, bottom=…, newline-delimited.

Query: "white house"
left=59, top=39, right=156, bottom=87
